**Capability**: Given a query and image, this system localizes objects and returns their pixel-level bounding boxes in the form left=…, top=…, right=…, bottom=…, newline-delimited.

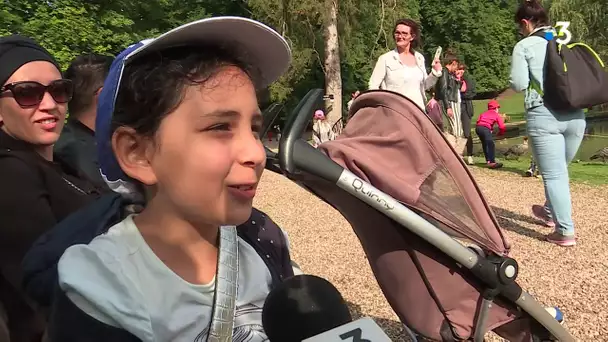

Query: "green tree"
left=545, top=0, right=607, bottom=61
left=340, top=0, right=419, bottom=103
left=19, top=0, right=135, bottom=68
left=420, top=0, right=518, bottom=93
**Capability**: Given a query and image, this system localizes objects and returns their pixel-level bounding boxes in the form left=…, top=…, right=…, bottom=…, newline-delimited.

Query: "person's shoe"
left=488, top=162, right=503, bottom=169
left=546, top=231, right=576, bottom=247
left=532, top=205, right=555, bottom=228
left=467, top=156, right=474, bottom=165
left=524, top=168, right=534, bottom=177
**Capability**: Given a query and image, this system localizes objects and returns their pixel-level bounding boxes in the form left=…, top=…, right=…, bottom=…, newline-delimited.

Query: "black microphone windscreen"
left=262, top=274, right=352, bottom=342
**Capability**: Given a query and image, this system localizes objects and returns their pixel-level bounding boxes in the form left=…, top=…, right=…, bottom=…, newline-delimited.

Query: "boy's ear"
left=111, top=127, right=158, bottom=186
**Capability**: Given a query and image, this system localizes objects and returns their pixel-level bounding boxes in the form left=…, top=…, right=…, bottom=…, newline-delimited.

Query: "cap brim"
left=125, top=16, right=291, bottom=88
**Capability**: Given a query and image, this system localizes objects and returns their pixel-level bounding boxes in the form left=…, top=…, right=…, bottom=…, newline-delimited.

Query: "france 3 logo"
left=545, top=21, right=572, bottom=45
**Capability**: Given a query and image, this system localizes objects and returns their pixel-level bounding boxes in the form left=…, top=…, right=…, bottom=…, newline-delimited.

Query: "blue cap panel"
left=95, top=42, right=144, bottom=195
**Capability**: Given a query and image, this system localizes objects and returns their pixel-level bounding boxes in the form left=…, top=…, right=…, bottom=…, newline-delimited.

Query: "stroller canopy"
left=319, top=90, right=511, bottom=255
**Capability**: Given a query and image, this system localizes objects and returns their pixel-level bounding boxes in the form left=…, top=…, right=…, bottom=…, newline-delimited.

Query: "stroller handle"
left=261, top=102, right=284, bottom=138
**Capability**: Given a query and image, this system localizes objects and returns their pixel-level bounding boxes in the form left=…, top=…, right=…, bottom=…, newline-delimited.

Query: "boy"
left=47, top=17, right=296, bottom=341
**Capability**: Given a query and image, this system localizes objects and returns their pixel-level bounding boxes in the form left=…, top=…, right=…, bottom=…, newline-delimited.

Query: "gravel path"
left=254, top=166, right=608, bottom=341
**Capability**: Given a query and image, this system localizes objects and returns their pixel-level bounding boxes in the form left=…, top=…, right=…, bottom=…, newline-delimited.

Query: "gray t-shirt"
left=57, top=215, right=286, bottom=341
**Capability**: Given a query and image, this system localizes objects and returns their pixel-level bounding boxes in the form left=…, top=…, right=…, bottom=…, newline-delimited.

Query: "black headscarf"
left=0, top=34, right=61, bottom=87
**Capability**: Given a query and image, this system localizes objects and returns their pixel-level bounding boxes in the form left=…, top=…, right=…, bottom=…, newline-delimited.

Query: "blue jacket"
left=509, top=26, right=556, bottom=110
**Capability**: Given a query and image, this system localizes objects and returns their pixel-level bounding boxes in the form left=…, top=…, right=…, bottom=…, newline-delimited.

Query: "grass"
left=471, top=92, right=604, bottom=125
left=472, top=92, right=526, bottom=124
left=470, top=156, right=608, bottom=186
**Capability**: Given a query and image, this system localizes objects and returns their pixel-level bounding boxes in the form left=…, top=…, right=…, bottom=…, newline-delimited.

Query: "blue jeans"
left=526, top=105, right=586, bottom=235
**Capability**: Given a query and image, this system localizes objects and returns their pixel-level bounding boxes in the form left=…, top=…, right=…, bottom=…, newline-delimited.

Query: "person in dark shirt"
left=0, top=35, right=104, bottom=342
left=456, top=63, right=476, bottom=165
left=435, top=53, right=462, bottom=151
left=54, top=54, right=114, bottom=190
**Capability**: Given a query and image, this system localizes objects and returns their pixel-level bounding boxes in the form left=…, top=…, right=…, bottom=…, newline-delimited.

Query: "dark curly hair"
left=393, top=18, right=422, bottom=50
left=111, top=44, right=260, bottom=138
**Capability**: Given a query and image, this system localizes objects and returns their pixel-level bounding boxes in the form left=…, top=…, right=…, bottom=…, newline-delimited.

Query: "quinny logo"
left=352, top=179, right=394, bottom=211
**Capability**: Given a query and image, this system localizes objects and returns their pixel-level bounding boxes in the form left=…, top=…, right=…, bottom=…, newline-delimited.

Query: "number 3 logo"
left=555, top=21, right=572, bottom=45
left=339, top=328, right=371, bottom=342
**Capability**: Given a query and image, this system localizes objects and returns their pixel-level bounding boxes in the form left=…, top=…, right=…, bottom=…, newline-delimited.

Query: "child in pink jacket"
left=425, top=90, right=443, bottom=128
left=475, top=100, right=506, bottom=168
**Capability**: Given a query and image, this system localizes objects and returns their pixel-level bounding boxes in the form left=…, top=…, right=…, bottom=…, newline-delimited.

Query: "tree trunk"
left=323, top=0, right=342, bottom=131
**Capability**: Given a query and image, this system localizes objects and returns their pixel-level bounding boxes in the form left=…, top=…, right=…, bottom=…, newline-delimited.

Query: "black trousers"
left=475, top=126, right=495, bottom=163
left=461, top=106, right=474, bottom=156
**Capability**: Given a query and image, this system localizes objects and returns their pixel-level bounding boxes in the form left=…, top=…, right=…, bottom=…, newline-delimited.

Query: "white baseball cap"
left=124, top=16, right=291, bottom=88
left=97, top=16, right=291, bottom=196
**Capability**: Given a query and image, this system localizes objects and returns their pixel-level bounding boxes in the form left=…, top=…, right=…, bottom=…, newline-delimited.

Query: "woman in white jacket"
left=368, top=18, right=442, bottom=111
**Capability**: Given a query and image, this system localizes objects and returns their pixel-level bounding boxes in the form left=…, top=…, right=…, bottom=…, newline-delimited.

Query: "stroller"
left=264, top=89, right=575, bottom=342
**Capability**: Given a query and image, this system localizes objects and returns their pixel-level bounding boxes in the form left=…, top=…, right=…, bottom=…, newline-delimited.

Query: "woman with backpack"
left=510, top=0, right=585, bottom=247
left=0, top=35, right=105, bottom=341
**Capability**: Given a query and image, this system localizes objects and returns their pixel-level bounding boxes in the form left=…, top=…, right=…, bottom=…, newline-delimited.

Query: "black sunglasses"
left=0, top=79, right=74, bottom=107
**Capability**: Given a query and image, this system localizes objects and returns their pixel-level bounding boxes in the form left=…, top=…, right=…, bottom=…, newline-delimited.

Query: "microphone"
left=262, top=274, right=392, bottom=342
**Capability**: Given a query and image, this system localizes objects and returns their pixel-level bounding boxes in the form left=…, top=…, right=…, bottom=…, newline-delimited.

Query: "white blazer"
left=368, top=49, right=441, bottom=110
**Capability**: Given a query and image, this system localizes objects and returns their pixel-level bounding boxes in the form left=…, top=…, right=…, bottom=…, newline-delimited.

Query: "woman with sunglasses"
left=0, top=35, right=104, bottom=341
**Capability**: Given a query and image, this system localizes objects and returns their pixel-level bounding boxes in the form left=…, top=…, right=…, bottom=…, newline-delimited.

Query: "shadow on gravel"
left=491, top=206, right=547, bottom=242
left=346, top=301, right=415, bottom=342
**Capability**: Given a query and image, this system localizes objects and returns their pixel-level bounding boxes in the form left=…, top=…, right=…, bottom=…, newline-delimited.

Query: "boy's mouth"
left=227, top=183, right=258, bottom=201
left=230, top=184, right=255, bottom=191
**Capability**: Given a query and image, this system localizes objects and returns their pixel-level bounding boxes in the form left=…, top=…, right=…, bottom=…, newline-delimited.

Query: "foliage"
left=419, top=0, right=519, bottom=92
left=1, top=0, right=606, bottom=118
left=544, top=0, right=608, bottom=61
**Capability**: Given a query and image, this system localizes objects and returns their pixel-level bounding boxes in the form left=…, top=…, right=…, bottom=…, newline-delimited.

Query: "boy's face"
left=146, top=66, right=265, bottom=227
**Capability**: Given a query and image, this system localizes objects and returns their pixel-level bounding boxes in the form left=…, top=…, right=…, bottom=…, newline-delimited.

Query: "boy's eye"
left=207, top=123, right=231, bottom=131
left=204, top=123, right=263, bottom=139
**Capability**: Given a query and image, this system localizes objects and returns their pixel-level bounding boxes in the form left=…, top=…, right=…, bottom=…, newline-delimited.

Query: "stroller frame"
left=264, top=89, right=574, bottom=342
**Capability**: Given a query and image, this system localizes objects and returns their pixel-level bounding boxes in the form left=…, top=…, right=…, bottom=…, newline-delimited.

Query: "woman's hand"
left=447, top=108, right=454, bottom=118
left=432, top=58, right=442, bottom=72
